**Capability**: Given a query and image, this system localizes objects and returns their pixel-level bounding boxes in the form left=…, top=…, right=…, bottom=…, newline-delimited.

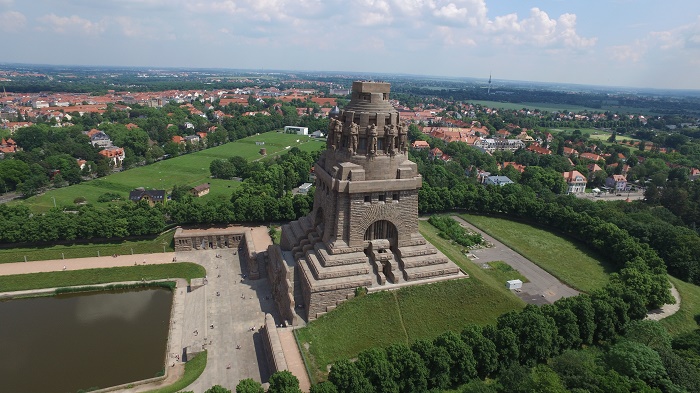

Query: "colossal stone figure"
left=368, top=124, right=378, bottom=155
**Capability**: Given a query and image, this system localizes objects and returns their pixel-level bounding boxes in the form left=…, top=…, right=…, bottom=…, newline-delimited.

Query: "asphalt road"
left=452, top=216, right=580, bottom=304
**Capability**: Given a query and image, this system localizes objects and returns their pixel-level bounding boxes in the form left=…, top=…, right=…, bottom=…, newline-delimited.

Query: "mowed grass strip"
left=0, top=262, right=205, bottom=292
left=483, top=261, right=529, bottom=284
left=295, top=290, right=406, bottom=381
left=145, top=351, right=207, bottom=393
left=460, top=214, right=613, bottom=292
left=0, top=230, right=175, bottom=264
left=398, top=278, right=523, bottom=342
left=18, top=132, right=325, bottom=212
left=660, top=276, right=700, bottom=336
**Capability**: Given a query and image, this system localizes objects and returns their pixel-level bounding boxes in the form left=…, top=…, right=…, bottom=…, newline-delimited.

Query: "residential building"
left=99, top=147, right=125, bottom=166
left=411, top=140, right=430, bottom=150
left=190, top=183, right=211, bottom=197
left=606, top=175, right=628, bottom=192
left=484, top=175, right=514, bottom=186
left=562, top=170, right=587, bottom=194
left=129, top=188, right=166, bottom=206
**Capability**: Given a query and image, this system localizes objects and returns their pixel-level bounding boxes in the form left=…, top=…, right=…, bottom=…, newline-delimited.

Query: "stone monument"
left=268, top=81, right=462, bottom=323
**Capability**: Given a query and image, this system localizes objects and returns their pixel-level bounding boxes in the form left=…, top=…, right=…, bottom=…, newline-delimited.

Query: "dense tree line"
left=0, top=202, right=165, bottom=244
left=312, top=302, right=698, bottom=392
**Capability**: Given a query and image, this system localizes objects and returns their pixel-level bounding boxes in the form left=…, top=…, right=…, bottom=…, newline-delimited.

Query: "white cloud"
left=611, top=16, right=700, bottom=63
left=0, top=10, right=25, bottom=31
left=38, top=14, right=107, bottom=34
left=485, top=8, right=595, bottom=49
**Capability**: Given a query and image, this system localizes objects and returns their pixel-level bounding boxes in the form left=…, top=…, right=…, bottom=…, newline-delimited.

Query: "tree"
left=433, top=330, right=477, bottom=385
left=236, top=379, right=264, bottom=393
left=411, top=340, right=451, bottom=390
left=460, top=324, right=498, bottom=378
left=328, top=359, right=374, bottom=393
left=385, top=343, right=428, bottom=393
left=623, top=320, right=672, bottom=351
left=268, top=370, right=302, bottom=393
left=205, top=385, right=232, bottom=393
left=309, top=381, right=338, bottom=393
left=606, top=341, right=668, bottom=385
left=356, top=347, right=398, bottom=393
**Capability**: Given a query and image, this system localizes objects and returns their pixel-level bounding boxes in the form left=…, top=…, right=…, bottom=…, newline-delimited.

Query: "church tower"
left=268, top=82, right=462, bottom=323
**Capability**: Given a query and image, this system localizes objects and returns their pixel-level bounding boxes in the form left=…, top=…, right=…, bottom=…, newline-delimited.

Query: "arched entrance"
left=364, top=220, right=397, bottom=245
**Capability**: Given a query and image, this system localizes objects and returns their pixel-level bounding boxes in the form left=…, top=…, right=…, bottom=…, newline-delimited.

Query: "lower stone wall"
left=241, top=232, right=260, bottom=280
left=267, top=245, right=296, bottom=325
left=261, top=313, right=288, bottom=374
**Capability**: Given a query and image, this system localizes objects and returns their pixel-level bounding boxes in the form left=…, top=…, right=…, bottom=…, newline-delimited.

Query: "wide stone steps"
left=315, top=245, right=368, bottom=267
left=399, top=254, right=449, bottom=269
left=396, top=245, right=438, bottom=258
left=403, top=263, right=460, bottom=281
left=305, top=250, right=370, bottom=280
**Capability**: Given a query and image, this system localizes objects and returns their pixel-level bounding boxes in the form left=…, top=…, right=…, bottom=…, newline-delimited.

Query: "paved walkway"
left=452, top=215, right=580, bottom=304
left=646, top=283, right=681, bottom=321
left=278, top=328, right=311, bottom=392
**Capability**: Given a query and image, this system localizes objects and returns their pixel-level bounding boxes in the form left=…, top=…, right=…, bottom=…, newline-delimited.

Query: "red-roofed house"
left=527, top=144, right=551, bottom=155
left=411, top=140, right=430, bottom=150
left=562, top=147, right=578, bottom=157
left=172, top=135, right=185, bottom=144
left=501, top=162, right=526, bottom=173
left=563, top=170, right=587, bottom=194
left=99, top=147, right=125, bottom=166
left=580, top=152, right=603, bottom=162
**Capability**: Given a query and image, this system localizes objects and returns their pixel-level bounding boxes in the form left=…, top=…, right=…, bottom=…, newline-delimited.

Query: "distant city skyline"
left=1, top=1, right=699, bottom=90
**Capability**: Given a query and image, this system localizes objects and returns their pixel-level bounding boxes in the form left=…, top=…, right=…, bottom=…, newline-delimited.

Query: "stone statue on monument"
left=385, top=124, right=397, bottom=155
left=398, top=121, right=408, bottom=152
left=368, top=124, right=378, bottom=155
left=350, top=122, right=359, bottom=154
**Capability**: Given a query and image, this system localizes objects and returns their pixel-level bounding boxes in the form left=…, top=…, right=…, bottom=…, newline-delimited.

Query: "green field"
left=467, top=99, right=660, bottom=116
left=460, top=214, right=613, bottom=292
left=16, top=132, right=325, bottom=212
left=482, top=261, right=529, bottom=284
left=548, top=127, right=641, bottom=144
left=296, top=220, right=525, bottom=381
left=467, top=100, right=597, bottom=113
left=0, top=230, right=175, bottom=264
left=0, top=262, right=205, bottom=292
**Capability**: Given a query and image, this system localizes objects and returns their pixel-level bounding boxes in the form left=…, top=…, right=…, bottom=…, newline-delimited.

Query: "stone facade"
left=269, top=82, right=462, bottom=323
left=174, top=226, right=260, bottom=279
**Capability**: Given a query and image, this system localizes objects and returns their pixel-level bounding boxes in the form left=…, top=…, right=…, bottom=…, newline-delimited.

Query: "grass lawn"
left=144, top=351, right=208, bottom=393
left=482, top=261, right=529, bottom=284
left=466, top=100, right=597, bottom=113
left=460, top=214, right=613, bottom=292
left=296, top=220, right=525, bottom=382
left=548, top=127, right=641, bottom=144
left=660, top=276, right=700, bottom=336
left=0, top=230, right=175, bottom=264
left=16, top=132, right=325, bottom=212
left=0, top=262, right=205, bottom=292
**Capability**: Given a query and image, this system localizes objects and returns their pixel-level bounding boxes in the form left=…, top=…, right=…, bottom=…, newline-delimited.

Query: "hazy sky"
left=1, top=0, right=699, bottom=90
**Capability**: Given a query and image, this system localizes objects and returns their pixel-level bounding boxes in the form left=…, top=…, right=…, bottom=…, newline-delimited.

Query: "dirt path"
left=0, top=252, right=176, bottom=276
left=646, top=282, right=681, bottom=321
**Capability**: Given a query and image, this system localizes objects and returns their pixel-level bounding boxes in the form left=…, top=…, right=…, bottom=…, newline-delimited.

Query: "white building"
left=506, top=279, right=523, bottom=289
left=284, top=126, right=308, bottom=135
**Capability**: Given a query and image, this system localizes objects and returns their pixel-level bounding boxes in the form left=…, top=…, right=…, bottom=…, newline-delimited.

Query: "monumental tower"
left=268, top=81, right=462, bottom=323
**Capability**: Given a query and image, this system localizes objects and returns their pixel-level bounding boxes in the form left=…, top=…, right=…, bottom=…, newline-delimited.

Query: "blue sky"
left=1, top=0, right=699, bottom=89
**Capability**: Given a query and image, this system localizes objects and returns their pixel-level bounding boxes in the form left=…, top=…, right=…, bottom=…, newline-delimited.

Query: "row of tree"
left=0, top=202, right=165, bottom=244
